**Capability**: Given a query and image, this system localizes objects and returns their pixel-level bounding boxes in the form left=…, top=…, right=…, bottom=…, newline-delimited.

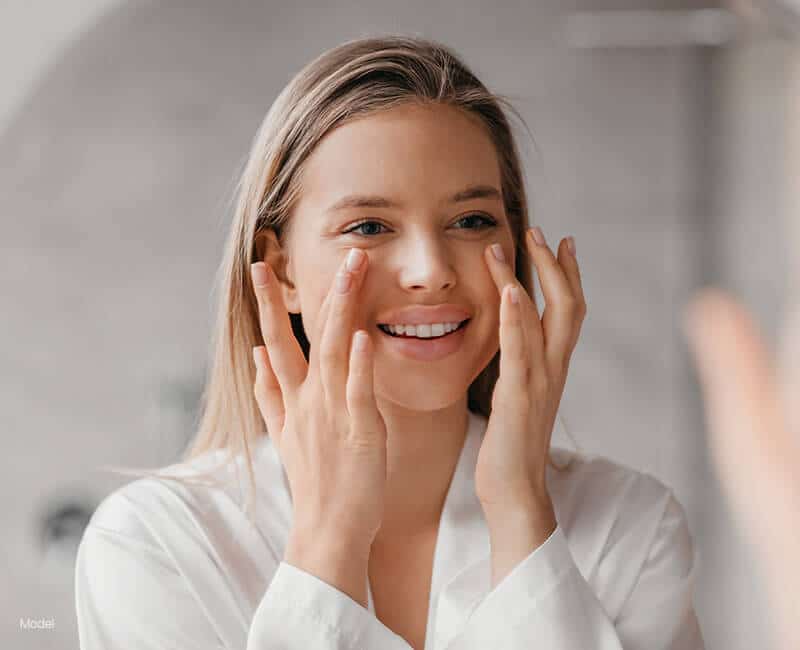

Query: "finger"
left=683, top=288, right=800, bottom=643
left=484, top=242, right=545, bottom=374
left=295, top=250, right=360, bottom=386
left=308, top=252, right=362, bottom=384
left=556, top=236, right=587, bottom=353
left=525, top=227, right=578, bottom=373
left=305, top=275, right=335, bottom=386
left=345, top=329, right=385, bottom=445
left=683, top=290, right=797, bottom=520
left=252, top=345, right=286, bottom=443
left=319, top=247, right=368, bottom=410
left=495, top=284, right=529, bottom=412
left=251, top=262, right=307, bottom=399
left=684, top=289, right=800, bottom=650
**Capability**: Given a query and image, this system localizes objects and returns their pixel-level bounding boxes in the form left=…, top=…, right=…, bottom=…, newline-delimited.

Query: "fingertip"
left=500, top=284, right=518, bottom=322
left=354, top=329, right=369, bottom=355
left=251, top=262, right=269, bottom=288
left=555, top=239, right=569, bottom=263
left=559, top=237, right=576, bottom=261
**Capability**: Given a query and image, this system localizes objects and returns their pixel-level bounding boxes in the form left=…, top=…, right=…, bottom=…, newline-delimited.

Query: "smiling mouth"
left=376, top=319, right=471, bottom=340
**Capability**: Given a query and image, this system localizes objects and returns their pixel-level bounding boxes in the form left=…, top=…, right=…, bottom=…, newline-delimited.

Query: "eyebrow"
left=326, top=184, right=502, bottom=213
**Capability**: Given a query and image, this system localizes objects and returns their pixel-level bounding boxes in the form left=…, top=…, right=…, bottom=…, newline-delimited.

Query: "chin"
left=374, top=377, right=469, bottom=413
left=369, top=325, right=497, bottom=410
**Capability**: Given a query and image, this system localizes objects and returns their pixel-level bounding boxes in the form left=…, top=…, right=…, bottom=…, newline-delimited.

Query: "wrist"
left=284, top=528, right=371, bottom=607
left=482, top=500, right=557, bottom=589
left=484, top=495, right=557, bottom=546
left=482, top=489, right=554, bottom=525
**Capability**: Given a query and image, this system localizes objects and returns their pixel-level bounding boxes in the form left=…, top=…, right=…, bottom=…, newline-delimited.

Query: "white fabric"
left=75, top=410, right=705, bottom=649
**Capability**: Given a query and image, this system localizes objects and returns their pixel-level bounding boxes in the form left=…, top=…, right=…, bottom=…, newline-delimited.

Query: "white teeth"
left=382, top=321, right=464, bottom=338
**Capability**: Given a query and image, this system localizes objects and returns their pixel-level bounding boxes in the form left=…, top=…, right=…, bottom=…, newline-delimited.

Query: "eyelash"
left=342, top=213, right=498, bottom=237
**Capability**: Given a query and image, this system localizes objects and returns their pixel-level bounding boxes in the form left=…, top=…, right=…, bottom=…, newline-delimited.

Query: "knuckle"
left=330, top=292, right=353, bottom=326
left=343, top=432, right=377, bottom=451
left=319, top=345, right=338, bottom=368
left=532, top=372, right=550, bottom=396
left=348, top=383, right=373, bottom=407
left=563, top=295, right=579, bottom=315
left=514, top=392, right=532, bottom=413
left=334, top=412, right=351, bottom=435
left=495, top=389, right=530, bottom=414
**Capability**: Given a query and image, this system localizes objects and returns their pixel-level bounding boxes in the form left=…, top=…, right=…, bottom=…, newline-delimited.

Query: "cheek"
left=296, top=282, right=331, bottom=343
left=479, top=273, right=502, bottom=309
left=477, top=282, right=502, bottom=342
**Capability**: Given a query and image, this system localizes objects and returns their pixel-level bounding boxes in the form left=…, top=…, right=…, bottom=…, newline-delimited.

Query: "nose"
left=396, top=237, right=458, bottom=292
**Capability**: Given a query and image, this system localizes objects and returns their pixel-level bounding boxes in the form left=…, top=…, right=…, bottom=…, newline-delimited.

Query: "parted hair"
left=108, top=34, right=579, bottom=517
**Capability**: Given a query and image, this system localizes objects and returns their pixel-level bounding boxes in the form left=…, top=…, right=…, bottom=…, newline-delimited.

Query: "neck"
left=371, top=395, right=471, bottom=547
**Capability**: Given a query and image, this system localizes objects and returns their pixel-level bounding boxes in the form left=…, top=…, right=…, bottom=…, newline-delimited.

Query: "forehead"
left=297, top=103, right=503, bottom=211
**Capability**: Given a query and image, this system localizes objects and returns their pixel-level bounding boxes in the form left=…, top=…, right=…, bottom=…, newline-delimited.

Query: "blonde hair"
left=107, top=33, right=581, bottom=517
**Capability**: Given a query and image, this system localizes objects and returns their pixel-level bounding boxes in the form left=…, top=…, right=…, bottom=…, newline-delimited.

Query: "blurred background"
left=1, top=0, right=796, bottom=647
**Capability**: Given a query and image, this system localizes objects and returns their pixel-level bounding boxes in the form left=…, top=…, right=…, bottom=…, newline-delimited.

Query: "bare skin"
left=368, top=528, right=438, bottom=650
left=683, top=291, right=800, bottom=650
left=257, top=103, right=509, bottom=543
left=250, top=102, right=585, bottom=647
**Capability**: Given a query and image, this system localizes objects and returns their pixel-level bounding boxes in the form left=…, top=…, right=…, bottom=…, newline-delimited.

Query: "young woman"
left=75, top=35, right=705, bottom=650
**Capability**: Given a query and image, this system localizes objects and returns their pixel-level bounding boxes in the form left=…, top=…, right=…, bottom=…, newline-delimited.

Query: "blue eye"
left=343, top=213, right=498, bottom=237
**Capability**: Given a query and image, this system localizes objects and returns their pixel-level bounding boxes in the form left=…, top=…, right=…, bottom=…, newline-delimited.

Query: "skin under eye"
left=342, top=213, right=498, bottom=237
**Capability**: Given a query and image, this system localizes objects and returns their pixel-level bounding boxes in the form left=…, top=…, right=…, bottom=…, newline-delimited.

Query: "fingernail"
left=354, top=330, right=368, bottom=353
left=336, top=272, right=352, bottom=293
left=251, top=262, right=268, bottom=287
left=529, top=226, right=546, bottom=246
left=346, top=248, right=365, bottom=272
left=567, top=236, right=576, bottom=255
left=509, top=285, right=520, bottom=304
left=491, top=243, right=506, bottom=263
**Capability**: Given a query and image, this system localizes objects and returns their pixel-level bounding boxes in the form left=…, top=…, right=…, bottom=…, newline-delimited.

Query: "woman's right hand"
left=250, top=247, right=388, bottom=552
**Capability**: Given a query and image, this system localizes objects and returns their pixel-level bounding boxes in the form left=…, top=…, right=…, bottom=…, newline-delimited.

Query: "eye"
left=453, top=213, right=498, bottom=230
left=343, top=220, right=389, bottom=237
left=342, top=213, right=498, bottom=237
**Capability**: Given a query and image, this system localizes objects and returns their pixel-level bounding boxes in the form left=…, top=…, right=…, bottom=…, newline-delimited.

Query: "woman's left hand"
left=475, top=227, right=586, bottom=524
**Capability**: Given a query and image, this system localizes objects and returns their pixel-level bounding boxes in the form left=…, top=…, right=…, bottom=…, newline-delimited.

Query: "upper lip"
left=377, top=304, right=472, bottom=326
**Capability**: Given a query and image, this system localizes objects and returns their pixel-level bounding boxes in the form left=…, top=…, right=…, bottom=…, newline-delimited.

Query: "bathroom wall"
left=1, top=1, right=789, bottom=647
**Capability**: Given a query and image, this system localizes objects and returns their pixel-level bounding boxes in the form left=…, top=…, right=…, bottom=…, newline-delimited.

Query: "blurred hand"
left=682, top=288, right=800, bottom=650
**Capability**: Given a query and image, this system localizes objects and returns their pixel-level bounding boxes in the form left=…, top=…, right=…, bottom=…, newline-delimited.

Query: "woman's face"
left=278, top=102, right=515, bottom=411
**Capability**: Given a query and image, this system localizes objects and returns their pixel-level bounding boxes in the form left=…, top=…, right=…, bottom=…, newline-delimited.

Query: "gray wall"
left=1, top=1, right=791, bottom=648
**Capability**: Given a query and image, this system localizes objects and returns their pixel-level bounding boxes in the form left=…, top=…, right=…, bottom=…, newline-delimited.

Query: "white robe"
left=74, top=409, right=705, bottom=649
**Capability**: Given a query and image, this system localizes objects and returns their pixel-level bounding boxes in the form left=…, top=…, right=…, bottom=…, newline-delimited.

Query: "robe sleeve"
left=76, top=480, right=704, bottom=649
left=75, top=502, right=413, bottom=650
left=75, top=523, right=227, bottom=649
left=437, top=492, right=705, bottom=650
left=247, top=561, right=411, bottom=649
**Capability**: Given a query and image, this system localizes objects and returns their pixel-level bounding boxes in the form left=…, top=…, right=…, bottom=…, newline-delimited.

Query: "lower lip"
left=376, top=320, right=470, bottom=362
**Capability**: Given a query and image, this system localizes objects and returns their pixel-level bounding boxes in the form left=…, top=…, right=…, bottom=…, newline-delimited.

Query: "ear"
left=253, top=228, right=301, bottom=314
